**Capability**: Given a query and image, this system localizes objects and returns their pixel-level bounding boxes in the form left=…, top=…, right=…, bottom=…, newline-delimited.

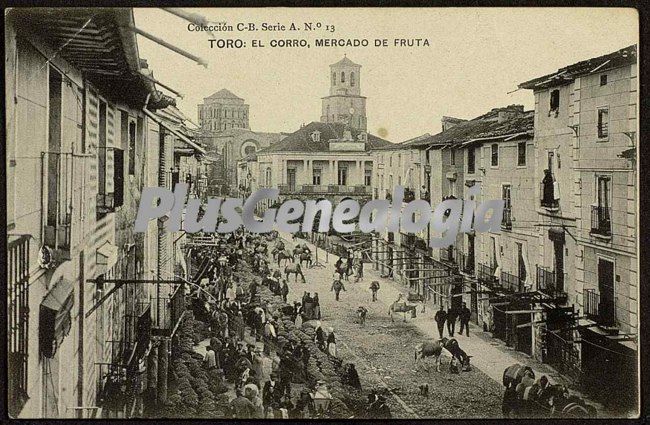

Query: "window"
left=597, top=107, right=609, bottom=139
left=313, top=168, right=322, bottom=185
left=389, top=155, right=392, bottom=167
left=341, top=71, right=345, bottom=83
left=265, top=168, right=272, bottom=186
left=550, top=89, right=560, bottom=112
left=332, top=72, right=336, bottom=85
left=502, top=184, right=512, bottom=229
left=467, top=147, right=475, bottom=174
left=244, top=145, right=256, bottom=156
left=113, top=149, right=124, bottom=208
left=450, top=149, right=456, bottom=165
left=364, top=169, right=372, bottom=186
left=517, top=141, right=527, bottom=166
left=491, top=144, right=499, bottom=167
left=350, top=72, right=355, bottom=87
left=128, top=121, right=136, bottom=176
left=97, top=100, right=115, bottom=215
left=338, top=167, right=348, bottom=186
left=600, top=74, right=608, bottom=86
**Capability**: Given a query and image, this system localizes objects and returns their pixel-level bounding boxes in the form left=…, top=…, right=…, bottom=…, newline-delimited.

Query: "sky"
left=133, top=8, right=638, bottom=143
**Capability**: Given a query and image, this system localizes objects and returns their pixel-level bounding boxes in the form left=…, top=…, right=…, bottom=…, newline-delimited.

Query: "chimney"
left=441, top=116, right=467, bottom=132
left=497, top=105, right=524, bottom=123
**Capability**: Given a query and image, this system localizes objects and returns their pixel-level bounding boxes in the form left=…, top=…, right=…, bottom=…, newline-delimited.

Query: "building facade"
left=199, top=128, right=285, bottom=196
left=6, top=8, right=201, bottom=418
left=197, top=89, right=249, bottom=131
left=243, top=121, right=391, bottom=213
left=321, top=56, right=367, bottom=131
left=520, top=44, right=638, bottom=410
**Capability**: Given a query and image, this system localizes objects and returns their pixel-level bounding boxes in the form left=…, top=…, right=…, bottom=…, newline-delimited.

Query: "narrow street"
left=274, top=232, right=504, bottom=418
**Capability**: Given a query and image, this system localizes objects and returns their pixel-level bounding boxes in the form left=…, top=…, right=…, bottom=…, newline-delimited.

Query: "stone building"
left=6, top=8, right=200, bottom=418
left=519, top=44, right=638, bottom=410
left=243, top=121, right=392, bottom=213
left=199, top=128, right=286, bottom=196
left=321, top=56, right=367, bottom=131
left=197, top=89, right=249, bottom=131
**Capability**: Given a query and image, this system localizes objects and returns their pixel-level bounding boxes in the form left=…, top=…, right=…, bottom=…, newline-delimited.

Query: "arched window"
left=265, top=167, right=272, bottom=186
left=350, top=72, right=355, bottom=87
left=341, top=71, right=345, bottom=83
left=332, top=72, right=336, bottom=85
left=244, top=145, right=256, bottom=155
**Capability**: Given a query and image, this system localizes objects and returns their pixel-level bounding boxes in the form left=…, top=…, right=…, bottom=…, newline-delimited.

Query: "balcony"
left=500, top=270, right=524, bottom=293
left=501, top=207, right=512, bottom=230
left=584, top=289, right=617, bottom=328
left=540, top=180, right=559, bottom=210
left=458, top=251, right=475, bottom=275
left=439, top=246, right=457, bottom=264
left=42, top=152, right=89, bottom=255
left=477, top=262, right=497, bottom=285
left=8, top=235, right=29, bottom=417
left=152, top=282, right=186, bottom=338
left=536, top=266, right=567, bottom=302
left=279, top=184, right=371, bottom=196
left=590, top=205, right=612, bottom=237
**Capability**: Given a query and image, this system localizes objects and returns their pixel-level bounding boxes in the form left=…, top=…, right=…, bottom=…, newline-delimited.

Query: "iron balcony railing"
left=583, top=289, right=617, bottom=327
left=477, top=262, right=497, bottom=285
left=42, top=152, right=90, bottom=253
left=502, top=207, right=512, bottom=230
left=8, top=235, right=30, bottom=417
left=500, top=270, right=524, bottom=293
left=439, top=246, right=457, bottom=264
left=152, top=283, right=186, bottom=337
left=591, top=205, right=612, bottom=237
left=457, top=251, right=475, bottom=275
left=279, top=184, right=370, bottom=195
left=540, top=179, right=559, bottom=209
left=536, top=266, right=567, bottom=301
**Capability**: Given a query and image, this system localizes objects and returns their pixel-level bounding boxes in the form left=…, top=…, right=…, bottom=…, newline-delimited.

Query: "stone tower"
left=321, top=56, right=367, bottom=131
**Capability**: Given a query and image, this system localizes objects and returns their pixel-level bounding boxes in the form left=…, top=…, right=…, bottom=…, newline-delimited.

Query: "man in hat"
left=230, top=388, right=255, bottom=418
left=263, top=372, right=282, bottom=411
left=434, top=305, right=447, bottom=339
left=459, top=302, right=472, bottom=337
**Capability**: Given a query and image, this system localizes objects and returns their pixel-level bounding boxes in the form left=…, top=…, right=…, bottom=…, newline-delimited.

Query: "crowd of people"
left=434, top=302, right=472, bottom=339
left=185, top=228, right=359, bottom=419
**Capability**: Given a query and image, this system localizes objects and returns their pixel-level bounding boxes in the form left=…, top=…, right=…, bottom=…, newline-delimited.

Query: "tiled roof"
left=405, top=107, right=534, bottom=149
left=519, top=44, right=637, bottom=90
left=331, top=56, right=360, bottom=68
left=258, top=121, right=392, bottom=153
left=206, top=88, right=243, bottom=100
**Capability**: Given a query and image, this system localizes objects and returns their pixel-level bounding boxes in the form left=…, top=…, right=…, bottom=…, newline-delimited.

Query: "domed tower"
left=321, top=55, right=367, bottom=131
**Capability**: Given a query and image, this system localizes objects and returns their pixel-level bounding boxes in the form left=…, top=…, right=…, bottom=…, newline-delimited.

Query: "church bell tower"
left=321, top=55, right=367, bottom=131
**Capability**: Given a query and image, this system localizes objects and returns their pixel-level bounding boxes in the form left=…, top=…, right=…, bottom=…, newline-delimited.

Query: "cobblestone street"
left=275, top=232, right=504, bottom=418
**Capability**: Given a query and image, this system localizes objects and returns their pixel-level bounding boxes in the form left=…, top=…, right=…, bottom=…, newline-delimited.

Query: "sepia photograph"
left=5, top=6, right=641, bottom=420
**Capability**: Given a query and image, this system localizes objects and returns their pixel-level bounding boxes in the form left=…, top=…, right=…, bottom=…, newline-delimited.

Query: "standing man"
left=434, top=305, right=447, bottom=339
left=331, top=278, right=346, bottom=301
left=447, top=305, right=458, bottom=337
left=459, top=302, right=472, bottom=337
left=369, top=281, right=380, bottom=302
left=280, top=279, right=289, bottom=302
left=204, top=345, right=218, bottom=371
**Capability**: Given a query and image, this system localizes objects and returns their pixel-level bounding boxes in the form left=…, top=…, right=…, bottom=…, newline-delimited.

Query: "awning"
left=40, top=278, right=74, bottom=358
left=142, top=108, right=207, bottom=155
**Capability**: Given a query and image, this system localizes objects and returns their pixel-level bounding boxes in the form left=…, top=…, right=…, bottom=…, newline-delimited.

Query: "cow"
left=414, top=338, right=471, bottom=372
